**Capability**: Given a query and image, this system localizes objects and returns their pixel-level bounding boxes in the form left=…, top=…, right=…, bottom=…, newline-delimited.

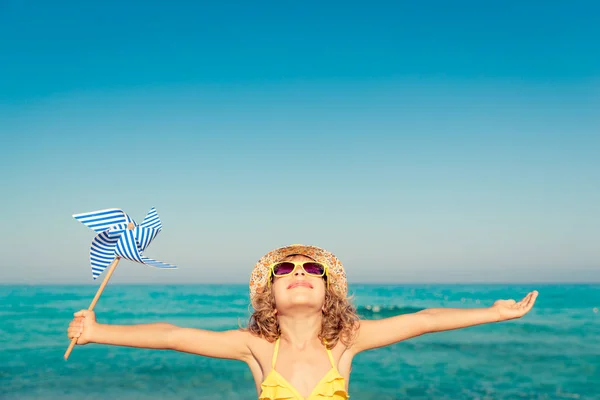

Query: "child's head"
left=270, top=254, right=328, bottom=312
left=247, top=245, right=358, bottom=348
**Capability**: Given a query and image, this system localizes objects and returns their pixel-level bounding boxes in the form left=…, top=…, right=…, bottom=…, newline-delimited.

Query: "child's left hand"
left=491, top=290, right=539, bottom=321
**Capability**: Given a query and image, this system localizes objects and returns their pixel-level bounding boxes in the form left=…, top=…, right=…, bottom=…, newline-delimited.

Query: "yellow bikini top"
left=259, top=338, right=349, bottom=400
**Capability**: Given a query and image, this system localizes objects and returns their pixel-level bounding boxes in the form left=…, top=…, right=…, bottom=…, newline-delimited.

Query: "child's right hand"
left=67, top=310, right=98, bottom=345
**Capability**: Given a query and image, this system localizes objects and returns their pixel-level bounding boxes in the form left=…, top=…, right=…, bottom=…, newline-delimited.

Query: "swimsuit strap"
left=272, top=338, right=280, bottom=368
left=325, top=346, right=335, bottom=368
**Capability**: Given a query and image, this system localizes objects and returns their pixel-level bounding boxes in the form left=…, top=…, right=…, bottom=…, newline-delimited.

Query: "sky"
left=1, top=1, right=599, bottom=284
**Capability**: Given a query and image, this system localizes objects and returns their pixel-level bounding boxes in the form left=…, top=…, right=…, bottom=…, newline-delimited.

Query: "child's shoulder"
left=243, top=330, right=274, bottom=348
left=235, top=329, right=273, bottom=350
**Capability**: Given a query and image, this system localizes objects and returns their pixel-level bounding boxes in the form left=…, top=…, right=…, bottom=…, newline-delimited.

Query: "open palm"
left=492, top=290, right=538, bottom=321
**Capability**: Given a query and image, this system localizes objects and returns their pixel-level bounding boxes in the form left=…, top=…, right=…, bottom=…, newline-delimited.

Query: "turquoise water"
left=1, top=284, right=598, bottom=399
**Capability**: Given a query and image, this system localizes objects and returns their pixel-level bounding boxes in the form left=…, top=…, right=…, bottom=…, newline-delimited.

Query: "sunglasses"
left=268, top=261, right=330, bottom=289
left=270, top=261, right=328, bottom=277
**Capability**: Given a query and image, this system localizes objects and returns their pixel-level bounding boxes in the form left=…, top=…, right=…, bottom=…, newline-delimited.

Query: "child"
left=67, top=244, right=538, bottom=399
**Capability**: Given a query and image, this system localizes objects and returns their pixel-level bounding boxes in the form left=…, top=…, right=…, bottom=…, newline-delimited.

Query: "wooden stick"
left=64, top=257, right=121, bottom=360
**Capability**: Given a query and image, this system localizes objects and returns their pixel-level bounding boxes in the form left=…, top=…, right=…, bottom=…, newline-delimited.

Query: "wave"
left=357, top=305, right=423, bottom=318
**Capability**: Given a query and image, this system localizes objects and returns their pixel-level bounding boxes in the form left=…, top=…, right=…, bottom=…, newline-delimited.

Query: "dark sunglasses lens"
left=303, top=262, right=325, bottom=275
left=273, top=262, right=295, bottom=275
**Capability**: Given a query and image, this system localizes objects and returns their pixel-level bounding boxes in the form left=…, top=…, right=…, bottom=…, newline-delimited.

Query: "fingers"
left=514, top=291, right=538, bottom=316
left=522, top=291, right=537, bottom=304
left=68, top=313, right=86, bottom=340
left=74, top=309, right=93, bottom=317
left=517, top=293, right=531, bottom=307
left=67, top=322, right=83, bottom=339
left=525, top=290, right=538, bottom=309
left=517, top=290, right=537, bottom=305
left=68, top=319, right=83, bottom=330
left=67, top=328, right=82, bottom=339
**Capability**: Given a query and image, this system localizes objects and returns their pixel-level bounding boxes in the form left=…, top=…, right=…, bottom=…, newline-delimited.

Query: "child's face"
left=271, top=254, right=327, bottom=314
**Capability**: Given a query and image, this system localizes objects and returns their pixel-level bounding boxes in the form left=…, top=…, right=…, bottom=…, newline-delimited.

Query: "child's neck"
left=278, top=314, right=322, bottom=349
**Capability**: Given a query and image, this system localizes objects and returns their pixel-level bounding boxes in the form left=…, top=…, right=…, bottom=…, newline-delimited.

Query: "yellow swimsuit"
left=259, top=338, right=349, bottom=400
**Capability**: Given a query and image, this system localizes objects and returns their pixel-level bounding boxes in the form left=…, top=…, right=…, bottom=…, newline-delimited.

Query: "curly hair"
left=246, top=272, right=360, bottom=349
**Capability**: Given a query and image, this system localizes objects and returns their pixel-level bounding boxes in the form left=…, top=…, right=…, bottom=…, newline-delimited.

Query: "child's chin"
left=284, top=295, right=322, bottom=307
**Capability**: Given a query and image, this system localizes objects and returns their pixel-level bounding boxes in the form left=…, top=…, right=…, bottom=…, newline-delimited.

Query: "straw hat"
left=249, top=244, right=347, bottom=306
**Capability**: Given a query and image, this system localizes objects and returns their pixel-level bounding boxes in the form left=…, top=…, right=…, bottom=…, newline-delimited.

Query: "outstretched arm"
left=67, top=310, right=253, bottom=361
left=352, top=290, right=538, bottom=354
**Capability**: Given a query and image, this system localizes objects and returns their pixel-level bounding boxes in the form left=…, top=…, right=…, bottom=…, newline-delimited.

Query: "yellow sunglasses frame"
left=268, top=261, right=329, bottom=288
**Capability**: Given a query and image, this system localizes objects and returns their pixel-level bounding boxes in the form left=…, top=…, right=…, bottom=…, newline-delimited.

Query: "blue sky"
left=1, top=1, right=598, bottom=284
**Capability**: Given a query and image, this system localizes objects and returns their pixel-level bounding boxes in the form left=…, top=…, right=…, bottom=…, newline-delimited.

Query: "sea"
left=1, top=284, right=598, bottom=400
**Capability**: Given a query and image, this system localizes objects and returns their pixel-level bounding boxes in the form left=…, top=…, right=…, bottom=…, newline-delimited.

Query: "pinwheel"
left=64, top=207, right=176, bottom=360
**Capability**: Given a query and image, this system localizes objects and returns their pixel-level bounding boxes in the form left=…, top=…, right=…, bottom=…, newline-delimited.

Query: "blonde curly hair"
left=246, top=258, right=359, bottom=349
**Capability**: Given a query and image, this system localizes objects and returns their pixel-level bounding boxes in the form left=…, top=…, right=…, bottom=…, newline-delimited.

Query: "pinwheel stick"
left=64, top=256, right=122, bottom=360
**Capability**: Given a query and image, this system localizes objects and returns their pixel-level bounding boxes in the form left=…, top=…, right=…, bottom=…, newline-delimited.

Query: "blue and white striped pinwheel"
left=73, top=207, right=176, bottom=279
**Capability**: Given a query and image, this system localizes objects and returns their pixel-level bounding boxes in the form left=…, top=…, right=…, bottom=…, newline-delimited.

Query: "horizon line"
left=1, top=281, right=598, bottom=286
